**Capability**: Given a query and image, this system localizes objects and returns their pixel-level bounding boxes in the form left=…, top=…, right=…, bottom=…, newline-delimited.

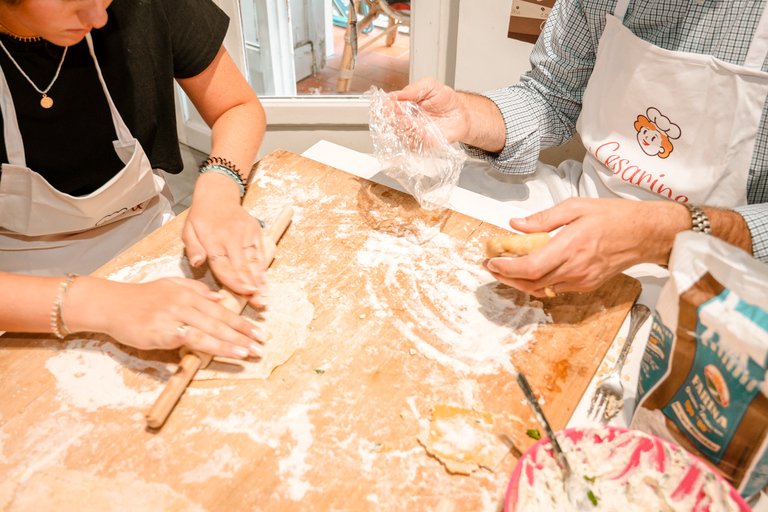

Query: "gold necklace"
left=0, top=40, right=67, bottom=108
left=0, top=22, right=41, bottom=43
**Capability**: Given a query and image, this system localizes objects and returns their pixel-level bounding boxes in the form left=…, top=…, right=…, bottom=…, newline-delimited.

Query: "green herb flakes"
left=526, top=429, right=541, bottom=440
left=314, top=369, right=325, bottom=375
left=588, top=490, right=599, bottom=506
left=584, top=475, right=596, bottom=483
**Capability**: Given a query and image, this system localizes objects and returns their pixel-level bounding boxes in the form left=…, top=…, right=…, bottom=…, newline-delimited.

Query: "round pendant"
left=40, top=94, right=53, bottom=109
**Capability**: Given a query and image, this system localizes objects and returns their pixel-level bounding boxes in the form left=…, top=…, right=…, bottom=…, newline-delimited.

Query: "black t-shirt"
left=0, top=0, right=228, bottom=196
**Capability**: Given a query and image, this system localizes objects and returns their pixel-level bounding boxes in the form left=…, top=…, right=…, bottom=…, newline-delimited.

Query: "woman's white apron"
left=0, top=33, right=173, bottom=276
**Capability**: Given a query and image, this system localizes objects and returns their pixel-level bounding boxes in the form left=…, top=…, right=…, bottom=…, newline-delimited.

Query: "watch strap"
left=682, top=202, right=711, bottom=234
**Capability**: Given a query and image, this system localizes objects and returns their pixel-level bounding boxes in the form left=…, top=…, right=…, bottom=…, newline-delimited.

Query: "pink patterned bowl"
left=504, top=426, right=750, bottom=512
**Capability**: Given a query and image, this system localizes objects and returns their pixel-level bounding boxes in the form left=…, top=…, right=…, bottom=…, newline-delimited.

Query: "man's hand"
left=483, top=198, right=691, bottom=296
left=393, top=77, right=472, bottom=144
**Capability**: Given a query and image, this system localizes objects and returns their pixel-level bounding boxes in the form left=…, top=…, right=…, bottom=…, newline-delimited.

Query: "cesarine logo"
left=634, top=107, right=681, bottom=159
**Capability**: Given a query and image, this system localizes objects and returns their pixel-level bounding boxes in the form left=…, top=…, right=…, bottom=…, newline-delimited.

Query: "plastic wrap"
left=366, top=87, right=466, bottom=210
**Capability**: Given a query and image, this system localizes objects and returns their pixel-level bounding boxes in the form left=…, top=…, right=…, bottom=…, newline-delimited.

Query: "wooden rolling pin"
left=146, top=206, right=294, bottom=429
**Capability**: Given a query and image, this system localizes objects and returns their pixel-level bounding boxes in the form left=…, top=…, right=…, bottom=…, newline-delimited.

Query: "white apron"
left=521, top=0, right=768, bottom=211
left=575, top=0, right=768, bottom=206
left=0, top=33, right=173, bottom=276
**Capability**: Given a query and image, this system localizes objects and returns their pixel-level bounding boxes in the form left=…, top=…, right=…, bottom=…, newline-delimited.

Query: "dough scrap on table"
left=0, top=467, right=207, bottom=512
left=417, top=404, right=509, bottom=475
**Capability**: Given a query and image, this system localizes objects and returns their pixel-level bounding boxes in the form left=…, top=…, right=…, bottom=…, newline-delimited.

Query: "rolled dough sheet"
left=417, top=404, right=509, bottom=475
left=0, top=467, right=207, bottom=512
left=196, top=282, right=315, bottom=380
left=107, top=255, right=315, bottom=381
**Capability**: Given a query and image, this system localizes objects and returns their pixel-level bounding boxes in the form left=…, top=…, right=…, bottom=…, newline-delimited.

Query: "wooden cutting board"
left=0, top=150, right=640, bottom=511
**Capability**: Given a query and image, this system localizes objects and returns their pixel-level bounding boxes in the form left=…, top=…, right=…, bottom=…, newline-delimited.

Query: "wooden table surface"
left=0, top=150, right=640, bottom=511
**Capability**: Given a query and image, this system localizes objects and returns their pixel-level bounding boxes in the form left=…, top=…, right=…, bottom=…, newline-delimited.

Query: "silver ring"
left=176, top=324, right=190, bottom=339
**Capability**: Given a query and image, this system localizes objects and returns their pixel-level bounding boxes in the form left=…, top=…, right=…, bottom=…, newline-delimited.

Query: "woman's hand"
left=182, top=172, right=267, bottom=308
left=176, top=46, right=267, bottom=307
left=65, top=276, right=265, bottom=358
left=483, top=198, right=690, bottom=296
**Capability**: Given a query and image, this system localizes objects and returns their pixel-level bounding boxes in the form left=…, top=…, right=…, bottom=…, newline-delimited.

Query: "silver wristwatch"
left=682, top=202, right=711, bottom=234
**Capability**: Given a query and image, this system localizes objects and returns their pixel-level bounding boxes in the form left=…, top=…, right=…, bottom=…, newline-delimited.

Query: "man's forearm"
left=656, top=203, right=754, bottom=266
left=705, top=207, right=753, bottom=255
left=458, top=92, right=507, bottom=153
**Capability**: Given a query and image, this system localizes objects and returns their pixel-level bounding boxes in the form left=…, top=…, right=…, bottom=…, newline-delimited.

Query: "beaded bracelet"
left=199, top=157, right=246, bottom=197
left=200, top=165, right=246, bottom=196
left=201, top=156, right=244, bottom=180
left=51, top=273, right=78, bottom=339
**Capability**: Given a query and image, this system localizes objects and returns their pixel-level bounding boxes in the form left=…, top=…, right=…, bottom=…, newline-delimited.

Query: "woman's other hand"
left=176, top=45, right=267, bottom=308
left=182, top=172, right=267, bottom=308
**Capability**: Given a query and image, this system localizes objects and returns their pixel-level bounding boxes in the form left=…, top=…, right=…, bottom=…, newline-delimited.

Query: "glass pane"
left=241, top=0, right=411, bottom=97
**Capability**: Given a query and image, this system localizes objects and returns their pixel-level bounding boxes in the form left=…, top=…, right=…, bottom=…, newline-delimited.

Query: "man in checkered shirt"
left=396, top=0, right=768, bottom=297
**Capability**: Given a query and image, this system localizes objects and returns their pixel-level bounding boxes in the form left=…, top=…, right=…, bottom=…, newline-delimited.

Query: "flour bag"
left=631, top=231, right=768, bottom=497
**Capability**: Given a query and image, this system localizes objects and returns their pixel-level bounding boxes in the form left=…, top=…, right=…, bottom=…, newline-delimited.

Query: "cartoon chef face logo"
left=634, top=107, right=681, bottom=159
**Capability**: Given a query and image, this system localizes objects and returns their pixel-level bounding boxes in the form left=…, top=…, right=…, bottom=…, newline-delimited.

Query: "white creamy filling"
left=514, top=428, right=741, bottom=512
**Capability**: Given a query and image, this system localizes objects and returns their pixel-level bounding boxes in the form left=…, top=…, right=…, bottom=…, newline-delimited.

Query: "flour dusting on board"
left=107, top=254, right=193, bottom=283
left=201, top=387, right=320, bottom=501
left=45, top=340, right=164, bottom=411
left=180, top=445, right=242, bottom=484
left=355, top=230, right=551, bottom=374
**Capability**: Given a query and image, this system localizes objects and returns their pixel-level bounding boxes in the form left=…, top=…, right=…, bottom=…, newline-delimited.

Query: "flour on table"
left=45, top=339, right=166, bottom=411
left=417, top=404, right=509, bottom=475
left=107, top=255, right=315, bottom=381
left=355, top=230, right=551, bottom=374
left=0, top=467, right=207, bottom=512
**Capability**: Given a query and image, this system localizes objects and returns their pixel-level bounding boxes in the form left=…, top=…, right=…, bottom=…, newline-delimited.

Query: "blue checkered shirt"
left=464, top=0, right=768, bottom=262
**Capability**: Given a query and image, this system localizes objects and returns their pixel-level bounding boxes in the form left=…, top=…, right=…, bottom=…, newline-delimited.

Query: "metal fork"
left=588, top=303, right=651, bottom=421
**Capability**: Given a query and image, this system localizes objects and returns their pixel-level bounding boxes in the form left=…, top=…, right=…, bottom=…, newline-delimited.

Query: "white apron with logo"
left=0, top=33, right=174, bottom=276
left=516, top=0, right=768, bottom=211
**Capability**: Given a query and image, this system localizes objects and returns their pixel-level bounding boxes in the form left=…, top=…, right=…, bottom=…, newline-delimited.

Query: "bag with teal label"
left=631, top=231, right=768, bottom=498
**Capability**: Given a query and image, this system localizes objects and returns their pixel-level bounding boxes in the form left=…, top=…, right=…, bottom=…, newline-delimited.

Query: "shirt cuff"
left=733, top=203, right=768, bottom=263
left=460, top=87, right=543, bottom=175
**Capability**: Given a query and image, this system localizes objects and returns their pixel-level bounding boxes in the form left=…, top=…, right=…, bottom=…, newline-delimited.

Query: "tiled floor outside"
left=297, top=23, right=410, bottom=95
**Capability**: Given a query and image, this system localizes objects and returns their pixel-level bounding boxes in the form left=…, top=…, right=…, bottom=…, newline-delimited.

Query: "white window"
left=177, top=0, right=457, bottom=158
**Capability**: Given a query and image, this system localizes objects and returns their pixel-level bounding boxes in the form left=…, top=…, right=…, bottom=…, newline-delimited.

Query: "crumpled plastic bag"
left=366, top=87, right=466, bottom=210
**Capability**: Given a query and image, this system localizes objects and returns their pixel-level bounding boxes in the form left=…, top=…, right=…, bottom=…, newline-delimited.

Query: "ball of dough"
left=484, top=233, right=556, bottom=297
left=484, top=233, right=551, bottom=258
